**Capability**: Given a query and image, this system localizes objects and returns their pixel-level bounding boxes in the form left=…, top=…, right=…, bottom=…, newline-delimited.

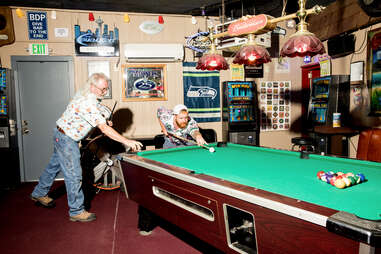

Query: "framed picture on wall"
left=122, top=64, right=167, bottom=101
left=367, top=27, right=381, bottom=116
left=88, top=61, right=112, bottom=99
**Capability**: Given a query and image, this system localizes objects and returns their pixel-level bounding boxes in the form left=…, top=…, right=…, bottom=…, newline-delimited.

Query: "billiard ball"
left=320, top=174, right=328, bottom=183
left=347, top=176, right=356, bottom=185
left=326, top=175, right=333, bottom=184
left=329, top=176, right=337, bottom=186
left=356, top=173, right=365, bottom=183
left=342, top=177, right=351, bottom=187
left=334, top=179, right=346, bottom=189
left=317, top=171, right=325, bottom=179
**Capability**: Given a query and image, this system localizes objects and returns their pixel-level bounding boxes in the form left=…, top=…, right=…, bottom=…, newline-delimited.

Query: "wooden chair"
left=356, top=128, right=381, bottom=162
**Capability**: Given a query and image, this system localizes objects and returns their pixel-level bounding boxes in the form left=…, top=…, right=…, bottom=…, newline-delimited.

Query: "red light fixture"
left=280, top=0, right=325, bottom=57
left=196, top=43, right=229, bottom=71
left=280, top=30, right=325, bottom=57
left=89, top=12, right=95, bottom=21
left=233, top=34, right=271, bottom=66
left=158, top=16, right=164, bottom=24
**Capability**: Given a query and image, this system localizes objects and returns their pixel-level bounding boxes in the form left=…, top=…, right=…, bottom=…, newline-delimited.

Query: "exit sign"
left=29, top=43, right=49, bottom=55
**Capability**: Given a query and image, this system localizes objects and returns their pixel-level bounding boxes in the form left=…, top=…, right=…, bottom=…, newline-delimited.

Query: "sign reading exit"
left=27, top=11, right=48, bottom=40
left=29, top=43, right=49, bottom=55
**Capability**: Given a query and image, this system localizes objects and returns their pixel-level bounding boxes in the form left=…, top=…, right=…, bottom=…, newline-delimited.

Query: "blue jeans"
left=32, top=128, right=84, bottom=217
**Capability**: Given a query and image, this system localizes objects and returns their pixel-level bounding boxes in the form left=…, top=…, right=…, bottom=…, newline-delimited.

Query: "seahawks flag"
left=183, top=62, right=221, bottom=122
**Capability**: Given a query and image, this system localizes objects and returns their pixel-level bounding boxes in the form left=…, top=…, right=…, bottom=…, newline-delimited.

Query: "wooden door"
left=301, top=63, right=320, bottom=130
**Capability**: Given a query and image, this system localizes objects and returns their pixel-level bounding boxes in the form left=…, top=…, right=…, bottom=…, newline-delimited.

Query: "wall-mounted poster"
left=183, top=62, right=221, bottom=122
left=275, top=58, right=290, bottom=73
left=367, top=27, right=381, bottom=116
left=244, top=64, right=263, bottom=78
left=230, top=64, right=244, bottom=80
left=27, top=11, right=48, bottom=40
left=74, top=17, right=119, bottom=56
left=259, top=81, right=291, bottom=131
left=122, top=64, right=167, bottom=101
left=318, top=55, right=331, bottom=77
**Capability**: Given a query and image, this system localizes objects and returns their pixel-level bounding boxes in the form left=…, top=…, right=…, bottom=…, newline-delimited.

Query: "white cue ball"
left=209, top=147, right=215, bottom=153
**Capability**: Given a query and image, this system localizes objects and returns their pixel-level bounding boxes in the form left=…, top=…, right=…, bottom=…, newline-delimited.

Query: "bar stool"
left=291, top=137, right=315, bottom=152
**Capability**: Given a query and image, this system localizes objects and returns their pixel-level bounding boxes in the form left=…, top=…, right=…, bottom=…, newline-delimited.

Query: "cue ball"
left=209, top=147, right=215, bottom=153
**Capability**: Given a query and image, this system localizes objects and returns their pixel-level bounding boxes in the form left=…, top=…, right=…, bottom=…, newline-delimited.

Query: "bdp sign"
left=27, top=11, right=48, bottom=40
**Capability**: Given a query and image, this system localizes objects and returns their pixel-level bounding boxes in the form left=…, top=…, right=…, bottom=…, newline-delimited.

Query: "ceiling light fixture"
left=280, top=0, right=325, bottom=57
left=192, top=0, right=325, bottom=71
left=233, top=33, right=271, bottom=66
left=196, top=42, right=229, bottom=71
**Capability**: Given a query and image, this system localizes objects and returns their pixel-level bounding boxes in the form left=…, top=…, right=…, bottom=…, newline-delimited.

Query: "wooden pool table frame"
left=119, top=153, right=381, bottom=254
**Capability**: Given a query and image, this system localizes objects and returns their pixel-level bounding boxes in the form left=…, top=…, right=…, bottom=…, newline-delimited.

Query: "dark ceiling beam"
left=0, top=0, right=337, bottom=18
left=185, top=0, right=241, bottom=16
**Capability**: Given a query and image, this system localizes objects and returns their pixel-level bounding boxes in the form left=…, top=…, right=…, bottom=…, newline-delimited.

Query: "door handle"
left=9, top=119, right=17, bottom=136
left=22, top=120, right=30, bottom=135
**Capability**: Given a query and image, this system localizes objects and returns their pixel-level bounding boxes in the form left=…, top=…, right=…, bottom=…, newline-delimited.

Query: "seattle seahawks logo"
left=186, top=85, right=217, bottom=99
left=134, top=77, right=156, bottom=90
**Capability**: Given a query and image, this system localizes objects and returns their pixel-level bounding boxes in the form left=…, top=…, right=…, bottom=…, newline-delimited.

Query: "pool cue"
left=167, top=132, right=215, bottom=152
left=109, top=101, right=117, bottom=120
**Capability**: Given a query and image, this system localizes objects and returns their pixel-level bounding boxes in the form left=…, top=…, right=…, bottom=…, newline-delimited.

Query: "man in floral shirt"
left=157, top=104, right=207, bottom=149
left=31, top=73, right=142, bottom=222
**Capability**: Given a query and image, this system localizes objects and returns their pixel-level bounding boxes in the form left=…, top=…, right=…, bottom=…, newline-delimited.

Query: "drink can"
left=333, top=113, right=341, bottom=128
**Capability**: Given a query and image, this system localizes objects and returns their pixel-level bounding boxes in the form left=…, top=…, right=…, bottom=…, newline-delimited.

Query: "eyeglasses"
left=93, top=85, right=109, bottom=93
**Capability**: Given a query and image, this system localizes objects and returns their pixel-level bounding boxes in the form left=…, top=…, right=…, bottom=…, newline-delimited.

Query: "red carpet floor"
left=0, top=182, right=220, bottom=254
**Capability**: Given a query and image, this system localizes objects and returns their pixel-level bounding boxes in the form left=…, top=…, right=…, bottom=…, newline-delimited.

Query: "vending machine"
left=307, top=75, right=351, bottom=155
left=223, top=81, right=259, bottom=146
left=0, top=68, right=20, bottom=188
left=307, top=75, right=350, bottom=127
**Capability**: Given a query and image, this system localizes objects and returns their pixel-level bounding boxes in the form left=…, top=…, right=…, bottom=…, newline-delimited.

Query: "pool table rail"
left=327, top=211, right=381, bottom=247
left=122, top=154, right=333, bottom=225
left=120, top=153, right=381, bottom=253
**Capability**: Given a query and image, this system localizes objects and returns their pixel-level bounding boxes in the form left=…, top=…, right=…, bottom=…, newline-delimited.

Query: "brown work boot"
left=69, top=211, right=96, bottom=222
left=30, top=195, right=56, bottom=208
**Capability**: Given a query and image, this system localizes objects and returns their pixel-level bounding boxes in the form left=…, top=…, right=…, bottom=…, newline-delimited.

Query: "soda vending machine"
left=0, top=68, right=20, bottom=188
left=223, top=81, right=259, bottom=146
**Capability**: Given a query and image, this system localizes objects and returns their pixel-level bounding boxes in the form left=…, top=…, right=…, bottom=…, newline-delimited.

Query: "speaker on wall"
left=0, top=6, right=15, bottom=47
left=328, top=34, right=355, bottom=59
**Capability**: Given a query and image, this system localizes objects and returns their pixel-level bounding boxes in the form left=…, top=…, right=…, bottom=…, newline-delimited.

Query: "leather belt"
left=57, top=126, right=65, bottom=135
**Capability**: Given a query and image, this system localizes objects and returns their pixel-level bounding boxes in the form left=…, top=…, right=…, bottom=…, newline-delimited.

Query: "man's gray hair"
left=79, top=73, right=109, bottom=96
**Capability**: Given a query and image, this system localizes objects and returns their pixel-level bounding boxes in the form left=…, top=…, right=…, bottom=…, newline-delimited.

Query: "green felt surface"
left=138, top=143, right=381, bottom=221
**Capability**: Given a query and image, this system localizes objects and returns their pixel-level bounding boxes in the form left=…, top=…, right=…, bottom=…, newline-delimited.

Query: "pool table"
left=119, top=143, right=381, bottom=254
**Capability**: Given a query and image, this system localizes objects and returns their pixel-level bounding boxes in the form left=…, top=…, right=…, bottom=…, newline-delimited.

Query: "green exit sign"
left=29, top=43, right=49, bottom=55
